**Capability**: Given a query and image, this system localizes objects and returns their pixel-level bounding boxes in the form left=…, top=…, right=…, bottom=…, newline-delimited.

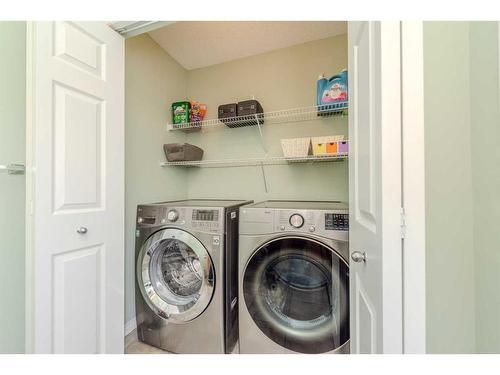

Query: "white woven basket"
left=281, top=137, right=312, bottom=157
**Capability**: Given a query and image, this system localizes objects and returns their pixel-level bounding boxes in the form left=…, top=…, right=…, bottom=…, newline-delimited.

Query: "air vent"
left=108, top=21, right=174, bottom=38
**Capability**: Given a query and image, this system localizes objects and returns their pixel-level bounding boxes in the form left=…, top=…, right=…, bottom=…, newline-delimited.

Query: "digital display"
left=325, top=213, right=349, bottom=231
left=192, top=209, right=219, bottom=221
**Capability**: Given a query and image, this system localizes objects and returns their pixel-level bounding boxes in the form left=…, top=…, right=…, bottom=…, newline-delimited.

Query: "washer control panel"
left=289, top=213, right=304, bottom=228
left=136, top=205, right=223, bottom=233
left=192, top=209, right=219, bottom=222
left=167, top=209, right=179, bottom=222
left=137, top=205, right=160, bottom=226
left=191, top=209, right=221, bottom=232
left=325, top=213, right=349, bottom=231
left=137, top=216, right=156, bottom=225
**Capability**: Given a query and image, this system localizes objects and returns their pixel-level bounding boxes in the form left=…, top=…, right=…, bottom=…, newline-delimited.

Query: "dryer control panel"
left=276, top=210, right=349, bottom=232
left=239, top=206, right=349, bottom=242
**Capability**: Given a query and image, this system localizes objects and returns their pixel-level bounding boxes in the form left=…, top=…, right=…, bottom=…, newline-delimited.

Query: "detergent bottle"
left=316, top=74, right=328, bottom=107
left=316, top=69, right=348, bottom=111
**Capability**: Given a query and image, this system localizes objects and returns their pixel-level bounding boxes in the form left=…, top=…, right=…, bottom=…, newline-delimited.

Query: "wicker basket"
left=280, top=137, right=312, bottom=158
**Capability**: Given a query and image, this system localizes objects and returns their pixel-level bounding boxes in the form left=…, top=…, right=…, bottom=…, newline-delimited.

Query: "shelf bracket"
left=255, top=114, right=267, bottom=153
left=259, top=162, right=269, bottom=193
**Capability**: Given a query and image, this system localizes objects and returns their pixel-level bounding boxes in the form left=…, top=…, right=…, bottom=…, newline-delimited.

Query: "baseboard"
left=125, top=317, right=137, bottom=337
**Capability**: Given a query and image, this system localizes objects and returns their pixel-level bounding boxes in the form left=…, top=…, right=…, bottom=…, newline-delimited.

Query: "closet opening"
left=125, top=21, right=351, bottom=355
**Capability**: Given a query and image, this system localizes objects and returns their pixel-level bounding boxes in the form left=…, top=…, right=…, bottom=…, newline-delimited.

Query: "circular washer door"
left=137, top=228, right=215, bottom=323
left=243, top=236, right=349, bottom=353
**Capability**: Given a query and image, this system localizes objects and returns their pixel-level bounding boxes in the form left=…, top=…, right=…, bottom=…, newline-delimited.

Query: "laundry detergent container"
left=163, top=143, right=204, bottom=162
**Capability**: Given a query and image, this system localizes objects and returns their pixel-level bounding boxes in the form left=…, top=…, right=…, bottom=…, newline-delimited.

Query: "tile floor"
left=126, top=340, right=169, bottom=354
left=125, top=330, right=170, bottom=354
left=125, top=329, right=239, bottom=354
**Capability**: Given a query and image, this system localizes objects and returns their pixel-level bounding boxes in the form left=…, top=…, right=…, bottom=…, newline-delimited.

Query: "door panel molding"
left=54, top=21, right=106, bottom=80
left=52, top=244, right=105, bottom=353
left=52, top=81, right=106, bottom=214
left=355, top=273, right=376, bottom=354
left=352, top=22, right=378, bottom=234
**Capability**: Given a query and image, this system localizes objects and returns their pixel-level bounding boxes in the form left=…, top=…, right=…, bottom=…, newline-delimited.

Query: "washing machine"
left=135, top=199, right=252, bottom=354
left=238, top=200, right=350, bottom=354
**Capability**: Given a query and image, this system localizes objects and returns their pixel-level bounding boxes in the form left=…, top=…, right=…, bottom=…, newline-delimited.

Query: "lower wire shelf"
left=159, top=154, right=348, bottom=168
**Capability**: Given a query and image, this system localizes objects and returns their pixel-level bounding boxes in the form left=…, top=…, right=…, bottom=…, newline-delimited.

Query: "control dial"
left=167, top=210, right=179, bottom=222
left=289, top=213, right=304, bottom=228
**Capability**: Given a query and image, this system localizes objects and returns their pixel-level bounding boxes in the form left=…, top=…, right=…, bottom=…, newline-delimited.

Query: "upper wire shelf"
left=167, top=103, right=348, bottom=131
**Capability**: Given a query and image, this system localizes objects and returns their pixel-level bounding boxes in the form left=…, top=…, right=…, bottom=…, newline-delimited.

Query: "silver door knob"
left=351, top=251, right=366, bottom=263
left=77, top=226, right=88, bottom=234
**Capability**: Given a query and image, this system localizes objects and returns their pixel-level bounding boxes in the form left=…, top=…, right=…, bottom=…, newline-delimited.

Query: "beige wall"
left=125, top=34, right=189, bottom=323
left=125, top=34, right=348, bottom=323
left=469, top=21, right=500, bottom=353
left=424, top=21, right=476, bottom=353
left=0, top=21, right=26, bottom=354
left=424, top=21, right=500, bottom=354
left=185, top=35, right=348, bottom=202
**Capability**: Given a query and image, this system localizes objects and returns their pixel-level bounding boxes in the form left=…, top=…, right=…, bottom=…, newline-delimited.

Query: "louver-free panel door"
left=31, top=21, right=124, bottom=353
left=348, top=21, right=403, bottom=354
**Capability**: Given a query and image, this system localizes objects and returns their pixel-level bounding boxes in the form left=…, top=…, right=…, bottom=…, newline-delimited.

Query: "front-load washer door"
left=243, top=236, right=349, bottom=353
left=137, top=228, right=215, bottom=323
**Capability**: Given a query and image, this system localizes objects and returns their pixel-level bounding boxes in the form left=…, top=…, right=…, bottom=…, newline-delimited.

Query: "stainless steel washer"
left=238, top=201, right=350, bottom=354
left=135, top=199, right=252, bottom=354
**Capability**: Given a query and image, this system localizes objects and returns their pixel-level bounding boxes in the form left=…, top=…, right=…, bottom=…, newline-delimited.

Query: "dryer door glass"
left=138, top=228, right=215, bottom=323
left=243, top=237, right=349, bottom=353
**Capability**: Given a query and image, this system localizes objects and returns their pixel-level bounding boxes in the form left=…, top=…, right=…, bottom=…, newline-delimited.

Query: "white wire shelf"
left=159, top=153, right=348, bottom=168
left=167, top=103, right=348, bottom=131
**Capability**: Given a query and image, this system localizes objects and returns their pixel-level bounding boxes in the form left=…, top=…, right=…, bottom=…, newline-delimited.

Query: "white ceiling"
left=148, top=21, right=347, bottom=70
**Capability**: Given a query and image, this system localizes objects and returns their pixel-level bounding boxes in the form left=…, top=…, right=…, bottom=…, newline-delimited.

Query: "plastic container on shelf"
left=317, top=70, right=348, bottom=106
left=312, top=135, right=345, bottom=155
left=326, top=141, right=338, bottom=154
left=163, top=143, right=204, bottom=162
left=281, top=137, right=312, bottom=158
left=171, top=101, right=191, bottom=127
left=312, top=139, right=327, bottom=155
left=317, top=70, right=348, bottom=115
left=338, top=141, right=349, bottom=154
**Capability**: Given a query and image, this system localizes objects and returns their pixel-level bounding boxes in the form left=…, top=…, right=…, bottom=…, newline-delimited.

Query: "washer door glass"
left=243, top=237, right=349, bottom=353
left=138, top=228, right=215, bottom=323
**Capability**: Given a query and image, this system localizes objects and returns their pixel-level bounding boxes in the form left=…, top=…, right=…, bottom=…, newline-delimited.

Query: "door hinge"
left=400, top=207, right=407, bottom=239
